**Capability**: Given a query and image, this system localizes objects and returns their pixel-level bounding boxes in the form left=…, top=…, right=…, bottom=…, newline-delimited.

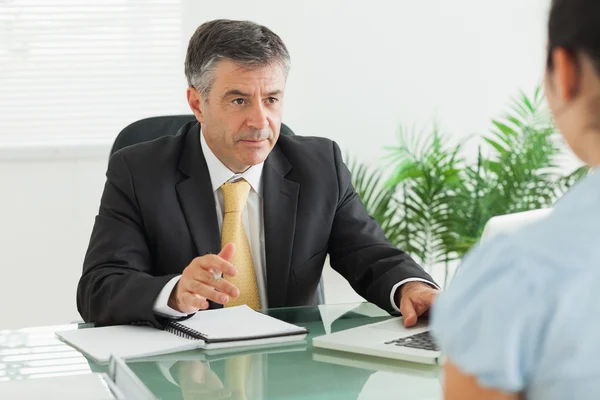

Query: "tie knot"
left=221, top=179, right=251, bottom=213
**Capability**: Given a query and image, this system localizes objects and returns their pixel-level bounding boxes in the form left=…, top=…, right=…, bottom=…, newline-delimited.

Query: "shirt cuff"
left=390, top=278, right=440, bottom=313
left=153, top=275, right=195, bottom=318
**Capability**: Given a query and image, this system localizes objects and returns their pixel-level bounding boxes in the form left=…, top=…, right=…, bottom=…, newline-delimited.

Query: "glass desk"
left=0, top=303, right=442, bottom=399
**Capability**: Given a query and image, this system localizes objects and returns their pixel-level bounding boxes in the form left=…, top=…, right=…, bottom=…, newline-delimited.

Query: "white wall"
left=183, top=0, right=551, bottom=163
left=0, top=0, right=555, bottom=329
left=0, top=147, right=109, bottom=329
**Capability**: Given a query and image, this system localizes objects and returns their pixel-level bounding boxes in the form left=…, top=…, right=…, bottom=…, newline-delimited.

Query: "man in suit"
left=77, top=19, right=438, bottom=328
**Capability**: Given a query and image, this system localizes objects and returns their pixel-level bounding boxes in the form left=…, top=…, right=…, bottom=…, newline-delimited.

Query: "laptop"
left=480, top=208, right=552, bottom=241
left=312, top=317, right=440, bottom=365
left=313, top=209, right=555, bottom=365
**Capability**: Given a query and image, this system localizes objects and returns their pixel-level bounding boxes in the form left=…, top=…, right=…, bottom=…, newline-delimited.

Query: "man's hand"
left=398, top=281, right=438, bottom=327
left=168, top=243, right=240, bottom=313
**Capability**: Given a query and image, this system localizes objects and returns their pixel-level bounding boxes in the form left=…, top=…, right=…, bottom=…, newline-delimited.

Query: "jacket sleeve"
left=327, top=141, right=436, bottom=314
left=77, top=151, right=182, bottom=327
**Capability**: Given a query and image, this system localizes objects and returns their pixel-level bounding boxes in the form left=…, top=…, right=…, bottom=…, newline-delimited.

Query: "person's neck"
left=202, top=132, right=250, bottom=173
left=579, top=128, right=600, bottom=167
left=229, top=164, right=251, bottom=174
left=216, top=153, right=250, bottom=174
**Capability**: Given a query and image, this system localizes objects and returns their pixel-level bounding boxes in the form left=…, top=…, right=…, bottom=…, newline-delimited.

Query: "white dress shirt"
left=153, top=132, right=435, bottom=317
left=153, top=132, right=267, bottom=317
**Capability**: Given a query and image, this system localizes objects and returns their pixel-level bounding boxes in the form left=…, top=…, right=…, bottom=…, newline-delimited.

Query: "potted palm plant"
left=350, top=87, right=587, bottom=286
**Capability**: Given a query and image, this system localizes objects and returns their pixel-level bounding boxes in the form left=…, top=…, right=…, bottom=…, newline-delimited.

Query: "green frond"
left=349, top=85, right=586, bottom=266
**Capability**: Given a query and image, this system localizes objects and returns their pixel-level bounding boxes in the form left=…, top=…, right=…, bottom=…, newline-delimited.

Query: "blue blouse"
left=431, top=169, right=600, bottom=399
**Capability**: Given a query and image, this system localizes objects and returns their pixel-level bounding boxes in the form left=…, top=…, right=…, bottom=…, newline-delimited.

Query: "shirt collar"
left=200, top=131, right=264, bottom=197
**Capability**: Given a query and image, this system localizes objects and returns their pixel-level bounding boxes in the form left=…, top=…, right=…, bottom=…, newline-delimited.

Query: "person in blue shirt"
left=431, top=0, right=600, bottom=399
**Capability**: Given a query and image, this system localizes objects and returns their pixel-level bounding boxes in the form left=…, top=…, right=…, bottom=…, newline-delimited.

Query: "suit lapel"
left=175, top=124, right=221, bottom=259
left=263, top=145, right=299, bottom=308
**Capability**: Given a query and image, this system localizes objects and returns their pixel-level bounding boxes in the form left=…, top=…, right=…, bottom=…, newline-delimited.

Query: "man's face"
left=187, top=59, right=286, bottom=172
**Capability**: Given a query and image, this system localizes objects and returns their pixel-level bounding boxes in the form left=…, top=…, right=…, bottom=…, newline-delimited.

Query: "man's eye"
left=232, top=99, right=246, bottom=105
left=266, top=97, right=278, bottom=104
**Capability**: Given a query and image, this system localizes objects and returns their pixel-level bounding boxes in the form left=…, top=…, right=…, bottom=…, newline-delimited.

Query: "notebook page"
left=203, top=332, right=308, bottom=350
left=177, top=305, right=307, bottom=341
left=57, top=325, right=201, bottom=363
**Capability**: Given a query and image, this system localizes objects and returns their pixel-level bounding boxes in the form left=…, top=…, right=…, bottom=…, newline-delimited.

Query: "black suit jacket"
left=77, top=122, right=434, bottom=327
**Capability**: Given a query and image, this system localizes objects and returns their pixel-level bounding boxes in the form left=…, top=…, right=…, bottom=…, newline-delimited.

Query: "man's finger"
left=416, top=303, right=430, bottom=317
left=190, top=282, right=230, bottom=305
left=412, top=289, right=437, bottom=316
left=420, top=288, right=437, bottom=306
left=193, top=255, right=237, bottom=277
left=190, top=269, right=239, bottom=298
left=183, top=279, right=205, bottom=295
left=219, top=242, right=236, bottom=262
left=400, top=297, right=418, bottom=327
left=179, top=292, right=209, bottom=312
left=212, top=277, right=239, bottom=298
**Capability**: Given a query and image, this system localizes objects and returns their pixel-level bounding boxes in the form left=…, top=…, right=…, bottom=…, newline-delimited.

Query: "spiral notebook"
left=57, top=305, right=309, bottom=364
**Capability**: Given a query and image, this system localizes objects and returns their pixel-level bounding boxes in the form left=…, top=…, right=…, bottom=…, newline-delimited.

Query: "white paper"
left=177, top=305, right=307, bottom=341
left=57, top=325, right=200, bottom=363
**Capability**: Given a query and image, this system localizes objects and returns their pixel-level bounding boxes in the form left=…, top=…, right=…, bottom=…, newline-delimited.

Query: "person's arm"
left=431, top=237, right=550, bottom=400
left=77, top=151, right=182, bottom=327
left=444, top=361, right=519, bottom=400
left=327, top=141, right=437, bottom=314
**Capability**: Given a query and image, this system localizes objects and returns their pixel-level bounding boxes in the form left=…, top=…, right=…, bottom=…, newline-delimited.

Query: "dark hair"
left=547, top=0, right=600, bottom=75
left=184, top=19, right=291, bottom=98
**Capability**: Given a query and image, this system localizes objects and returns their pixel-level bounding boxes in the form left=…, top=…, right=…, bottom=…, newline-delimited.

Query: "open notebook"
left=57, top=305, right=308, bottom=364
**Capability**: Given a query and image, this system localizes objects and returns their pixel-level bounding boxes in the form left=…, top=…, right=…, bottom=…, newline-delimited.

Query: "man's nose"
left=246, top=103, right=268, bottom=131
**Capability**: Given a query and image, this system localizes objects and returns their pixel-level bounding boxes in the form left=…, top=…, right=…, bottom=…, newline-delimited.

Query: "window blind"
left=0, top=0, right=186, bottom=145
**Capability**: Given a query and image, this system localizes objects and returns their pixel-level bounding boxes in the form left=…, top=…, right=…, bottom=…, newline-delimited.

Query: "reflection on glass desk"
left=0, top=302, right=442, bottom=399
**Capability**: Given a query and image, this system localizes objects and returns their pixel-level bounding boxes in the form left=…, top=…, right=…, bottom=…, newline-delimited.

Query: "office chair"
left=111, top=115, right=326, bottom=305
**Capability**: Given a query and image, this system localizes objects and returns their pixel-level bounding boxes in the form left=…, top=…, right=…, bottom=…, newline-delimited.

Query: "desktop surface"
left=0, top=303, right=442, bottom=399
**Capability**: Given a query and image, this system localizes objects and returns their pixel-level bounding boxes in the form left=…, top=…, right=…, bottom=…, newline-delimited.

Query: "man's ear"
left=186, top=87, right=205, bottom=123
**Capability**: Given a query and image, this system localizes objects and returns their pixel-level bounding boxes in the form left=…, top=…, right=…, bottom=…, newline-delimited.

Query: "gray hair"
left=184, top=19, right=291, bottom=100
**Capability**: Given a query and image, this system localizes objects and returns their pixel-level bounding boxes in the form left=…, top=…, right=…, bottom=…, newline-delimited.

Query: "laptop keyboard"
left=384, top=331, right=439, bottom=351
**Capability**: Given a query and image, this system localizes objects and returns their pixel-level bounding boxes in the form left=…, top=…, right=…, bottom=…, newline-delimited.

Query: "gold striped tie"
left=221, top=179, right=260, bottom=310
